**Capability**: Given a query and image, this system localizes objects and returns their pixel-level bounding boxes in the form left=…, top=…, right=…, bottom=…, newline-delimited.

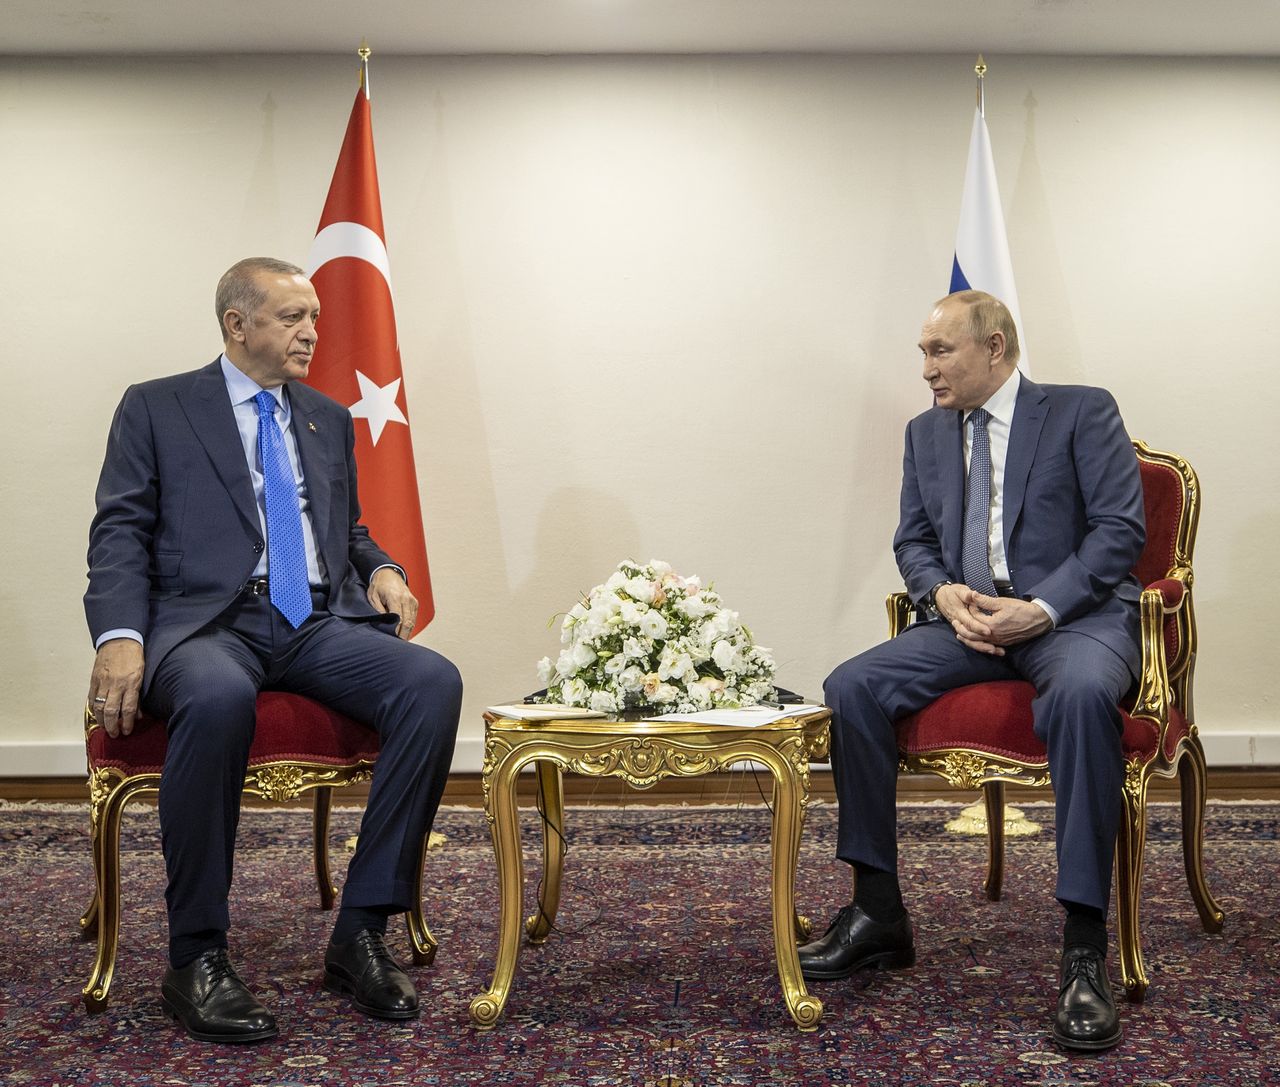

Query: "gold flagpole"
left=358, top=38, right=371, bottom=99
left=975, top=53, right=987, bottom=117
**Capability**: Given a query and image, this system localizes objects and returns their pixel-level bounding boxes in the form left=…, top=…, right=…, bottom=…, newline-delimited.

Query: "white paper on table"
left=642, top=704, right=825, bottom=727
left=485, top=703, right=608, bottom=721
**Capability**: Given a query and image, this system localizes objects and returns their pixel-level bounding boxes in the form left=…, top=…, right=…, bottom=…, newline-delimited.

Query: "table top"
left=483, top=703, right=831, bottom=736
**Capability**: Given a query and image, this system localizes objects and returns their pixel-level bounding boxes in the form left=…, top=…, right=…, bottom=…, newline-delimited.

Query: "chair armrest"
left=1129, top=587, right=1174, bottom=725
left=886, top=591, right=913, bottom=638
left=1146, top=577, right=1187, bottom=610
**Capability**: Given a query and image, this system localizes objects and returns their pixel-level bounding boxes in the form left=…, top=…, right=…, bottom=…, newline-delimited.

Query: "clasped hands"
left=933, top=582, right=1053, bottom=656
left=87, top=569, right=419, bottom=740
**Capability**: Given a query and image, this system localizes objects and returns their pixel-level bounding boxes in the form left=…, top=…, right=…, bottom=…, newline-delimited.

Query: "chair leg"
left=405, top=829, right=438, bottom=967
left=82, top=780, right=138, bottom=1014
left=982, top=782, right=1006, bottom=901
left=1113, top=772, right=1150, bottom=1002
left=80, top=891, right=100, bottom=940
left=1178, top=738, right=1225, bottom=933
left=312, top=787, right=338, bottom=911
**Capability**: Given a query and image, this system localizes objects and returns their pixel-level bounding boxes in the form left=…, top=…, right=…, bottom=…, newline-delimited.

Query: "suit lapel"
left=934, top=408, right=966, bottom=573
left=1003, top=376, right=1049, bottom=550
left=177, top=360, right=259, bottom=533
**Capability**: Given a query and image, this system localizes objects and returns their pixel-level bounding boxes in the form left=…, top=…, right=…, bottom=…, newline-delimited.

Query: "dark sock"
left=331, top=905, right=393, bottom=945
left=169, top=929, right=227, bottom=970
left=1061, top=900, right=1108, bottom=956
left=852, top=863, right=905, bottom=922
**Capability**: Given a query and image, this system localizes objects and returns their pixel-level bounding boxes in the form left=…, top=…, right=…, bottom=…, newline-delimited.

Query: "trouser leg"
left=146, top=627, right=266, bottom=946
left=1012, top=632, right=1133, bottom=914
left=824, top=622, right=1012, bottom=872
left=278, top=617, right=463, bottom=912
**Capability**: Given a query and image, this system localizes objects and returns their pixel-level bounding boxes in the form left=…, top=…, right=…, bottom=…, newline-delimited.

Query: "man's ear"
left=987, top=330, right=1007, bottom=366
left=222, top=308, right=249, bottom=344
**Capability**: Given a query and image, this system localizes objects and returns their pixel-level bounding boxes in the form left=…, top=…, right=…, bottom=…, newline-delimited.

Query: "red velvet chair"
left=80, top=691, right=437, bottom=1012
left=888, top=440, right=1223, bottom=1000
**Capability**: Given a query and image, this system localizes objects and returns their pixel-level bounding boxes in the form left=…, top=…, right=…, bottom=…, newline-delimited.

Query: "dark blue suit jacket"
left=892, top=377, right=1145, bottom=675
left=85, top=358, right=396, bottom=696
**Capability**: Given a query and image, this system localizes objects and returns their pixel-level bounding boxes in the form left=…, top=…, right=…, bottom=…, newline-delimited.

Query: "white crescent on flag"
left=306, top=221, right=395, bottom=302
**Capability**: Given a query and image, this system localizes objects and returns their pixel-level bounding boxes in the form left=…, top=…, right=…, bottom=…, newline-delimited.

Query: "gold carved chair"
left=887, top=440, right=1223, bottom=1000
left=81, top=691, right=437, bottom=1012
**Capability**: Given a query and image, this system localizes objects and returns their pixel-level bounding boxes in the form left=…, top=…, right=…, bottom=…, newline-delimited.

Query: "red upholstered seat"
left=886, top=441, right=1222, bottom=1002
left=80, top=691, right=436, bottom=1013
left=87, top=692, right=382, bottom=777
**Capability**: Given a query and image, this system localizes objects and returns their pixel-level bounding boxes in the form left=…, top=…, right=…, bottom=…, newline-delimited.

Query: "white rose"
left=589, top=690, right=619, bottom=713
left=686, top=682, right=712, bottom=709
left=556, top=648, right=576, bottom=676
left=622, top=636, right=649, bottom=662
left=648, top=560, right=672, bottom=577
left=677, top=592, right=716, bottom=619
left=619, top=665, right=645, bottom=692
left=712, top=639, right=738, bottom=673
left=653, top=683, right=680, bottom=705
left=570, top=641, right=598, bottom=670
left=562, top=677, right=589, bottom=705
left=536, top=656, right=553, bottom=685
left=624, top=577, right=657, bottom=604
left=604, top=571, right=628, bottom=592
left=619, top=600, right=647, bottom=625
left=639, top=610, right=668, bottom=639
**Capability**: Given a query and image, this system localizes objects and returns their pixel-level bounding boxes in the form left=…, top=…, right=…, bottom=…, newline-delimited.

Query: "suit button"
left=253, top=540, right=264, bottom=554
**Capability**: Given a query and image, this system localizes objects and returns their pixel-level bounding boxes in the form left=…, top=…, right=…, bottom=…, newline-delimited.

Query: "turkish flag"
left=306, top=86, right=434, bottom=632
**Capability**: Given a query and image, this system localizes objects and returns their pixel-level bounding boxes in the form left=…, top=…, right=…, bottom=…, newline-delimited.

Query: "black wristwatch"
left=926, top=581, right=952, bottom=612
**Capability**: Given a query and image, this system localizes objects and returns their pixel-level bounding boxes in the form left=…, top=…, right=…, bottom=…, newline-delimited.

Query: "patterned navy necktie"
left=254, top=390, right=312, bottom=628
left=961, top=407, right=998, bottom=598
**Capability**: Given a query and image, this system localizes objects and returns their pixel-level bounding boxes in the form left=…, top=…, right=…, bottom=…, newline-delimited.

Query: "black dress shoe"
left=1053, top=946, right=1122, bottom=1051
left=160, top=948, right=278, bottom=1044
left=797, top=903, right=915, bottom=981
left=323, top=930, right=419, bottom=1020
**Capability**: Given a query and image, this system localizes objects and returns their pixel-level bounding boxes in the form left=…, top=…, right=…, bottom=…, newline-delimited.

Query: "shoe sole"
left=1052, top=1024, right=1123, bottom=1052
left=800, top=946, right=917, bottom=982
left=160, top=995, right=278, bottom=1044
left=322, top=970, right=420, bottom=1021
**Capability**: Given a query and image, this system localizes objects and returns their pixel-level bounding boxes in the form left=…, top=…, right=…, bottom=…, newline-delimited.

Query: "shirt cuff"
left=1030, top=598, right=1061, bottom=628
left=96, top=628, right=144, bottom=649
left=370, top=563, right=407, bottom=585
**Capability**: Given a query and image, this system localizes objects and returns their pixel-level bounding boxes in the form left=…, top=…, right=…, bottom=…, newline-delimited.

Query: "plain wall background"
left=2, top=52, right=1276, bottom=773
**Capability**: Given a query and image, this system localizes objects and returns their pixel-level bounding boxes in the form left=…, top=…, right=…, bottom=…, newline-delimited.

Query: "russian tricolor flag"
left=950, top=107, right=1029, bottom=374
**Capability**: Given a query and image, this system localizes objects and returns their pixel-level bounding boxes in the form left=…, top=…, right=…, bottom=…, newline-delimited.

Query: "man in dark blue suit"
left=800, top=290, right=1144, bottom=1051
left=85, top=257, right=462, bottom=1043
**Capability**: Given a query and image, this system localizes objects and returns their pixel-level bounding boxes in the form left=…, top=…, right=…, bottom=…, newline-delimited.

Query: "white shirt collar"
left=965, top=368, right=1020, bottom=428
left=219, top=353, right=287, bottom=410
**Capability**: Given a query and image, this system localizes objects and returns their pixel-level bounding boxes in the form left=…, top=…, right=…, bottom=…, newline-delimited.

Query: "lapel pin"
left=308, top=422, right=318, bottom=432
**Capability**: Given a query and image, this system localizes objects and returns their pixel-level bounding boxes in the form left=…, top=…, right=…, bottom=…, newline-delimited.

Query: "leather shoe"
left=323, top=930, right=419, bottom=1020
left=797, top=903, right=915, bottom=981
left=160, top=948, right=278, bottom=1044
left=1053, top=946, right=1122, bottom=1051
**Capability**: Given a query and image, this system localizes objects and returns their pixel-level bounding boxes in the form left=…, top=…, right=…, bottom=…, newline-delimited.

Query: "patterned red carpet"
left=0, top=798, right=1275, bottom=1085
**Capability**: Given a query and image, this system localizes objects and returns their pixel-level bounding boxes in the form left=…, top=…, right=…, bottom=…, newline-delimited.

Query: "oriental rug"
left=0, top=799, right=1275, bottom=1086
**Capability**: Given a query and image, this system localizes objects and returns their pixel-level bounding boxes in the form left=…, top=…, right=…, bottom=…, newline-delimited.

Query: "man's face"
left=917, top=300, right=1006, bottom=412
left=230, top=273, right=320, bottom=388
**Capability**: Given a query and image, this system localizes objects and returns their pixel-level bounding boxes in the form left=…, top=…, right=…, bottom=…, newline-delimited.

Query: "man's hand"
left=368, top=567, right=418, bottom=640
left=935, top=584, right=1053, bottom=656
left=88, top=639, right=145, bottom=738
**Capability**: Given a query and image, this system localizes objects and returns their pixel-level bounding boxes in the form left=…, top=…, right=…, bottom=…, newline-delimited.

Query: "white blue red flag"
left=950, top=107, right=1029, bottom=374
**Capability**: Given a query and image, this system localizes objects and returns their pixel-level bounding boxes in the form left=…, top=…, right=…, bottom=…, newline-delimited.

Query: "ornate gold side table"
left=468, top=705, right=832, bottom=1031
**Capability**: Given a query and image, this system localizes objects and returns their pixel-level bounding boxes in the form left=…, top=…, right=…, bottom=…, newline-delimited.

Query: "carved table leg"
left=526, top=760, right=566, bottom=943
left=772, top=780, right=812, bottom=940
left=768, top=753, right=823, bottom=1031
left=469, top=743, right=527, bottom=1029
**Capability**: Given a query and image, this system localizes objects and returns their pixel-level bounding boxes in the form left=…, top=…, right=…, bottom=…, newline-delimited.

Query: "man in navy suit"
left=85, top=257, right=462, bottom=1043
left=800, top=290, right=1144, bottom=1051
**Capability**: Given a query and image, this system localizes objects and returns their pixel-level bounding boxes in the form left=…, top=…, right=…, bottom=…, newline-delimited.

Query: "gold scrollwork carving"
left=87, top=767, right=120, bottom=832
left=903, top=750, right=1050, bottom=790
left=250, top=765, right=306, bottom=801
left=569, top=738, right=720, bottom=788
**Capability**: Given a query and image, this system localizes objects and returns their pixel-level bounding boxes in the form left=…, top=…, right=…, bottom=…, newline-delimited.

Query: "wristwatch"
left=925, top=581, right=952, bottom=616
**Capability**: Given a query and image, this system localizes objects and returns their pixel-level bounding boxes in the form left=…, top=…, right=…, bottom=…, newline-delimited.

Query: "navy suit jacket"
left=892, top=377, right=1145, bottom=675
left=85, top=358, right=397, bottom=696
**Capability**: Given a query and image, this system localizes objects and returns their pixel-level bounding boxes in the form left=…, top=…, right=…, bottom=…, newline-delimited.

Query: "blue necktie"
left=961, top=407, right=998, bottom=598
left=254, top=391, right=312, bottom=629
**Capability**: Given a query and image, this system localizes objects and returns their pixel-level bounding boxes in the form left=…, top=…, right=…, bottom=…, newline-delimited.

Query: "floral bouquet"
left=536, top=559, right=777, bottom=715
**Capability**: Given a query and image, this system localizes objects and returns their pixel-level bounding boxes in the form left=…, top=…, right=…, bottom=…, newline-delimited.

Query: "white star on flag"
left=348, top=369, right=408, bottom=445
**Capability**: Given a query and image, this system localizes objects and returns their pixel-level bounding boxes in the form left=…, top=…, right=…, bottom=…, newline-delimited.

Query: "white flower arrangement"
left=536, top=559, right=777, bottom=715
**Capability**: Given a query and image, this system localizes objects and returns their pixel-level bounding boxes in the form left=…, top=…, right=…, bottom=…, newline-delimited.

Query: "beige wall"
left=2, top=53, right=1277, bottom=774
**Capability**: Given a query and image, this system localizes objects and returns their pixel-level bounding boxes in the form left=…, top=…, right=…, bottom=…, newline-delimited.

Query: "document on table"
left=485, top=703, right=608, bottom=721
left=643, top=705, right=825, bottom=727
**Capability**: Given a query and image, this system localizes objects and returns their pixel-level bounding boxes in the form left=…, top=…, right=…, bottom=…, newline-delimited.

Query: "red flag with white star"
left=306, top=78, right=434, bottom=633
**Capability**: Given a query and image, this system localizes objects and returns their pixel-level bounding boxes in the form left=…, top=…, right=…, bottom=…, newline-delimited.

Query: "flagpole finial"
left=975, top=54, right=987, bottom=117
left=358, top=39, right=372, bottom=99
